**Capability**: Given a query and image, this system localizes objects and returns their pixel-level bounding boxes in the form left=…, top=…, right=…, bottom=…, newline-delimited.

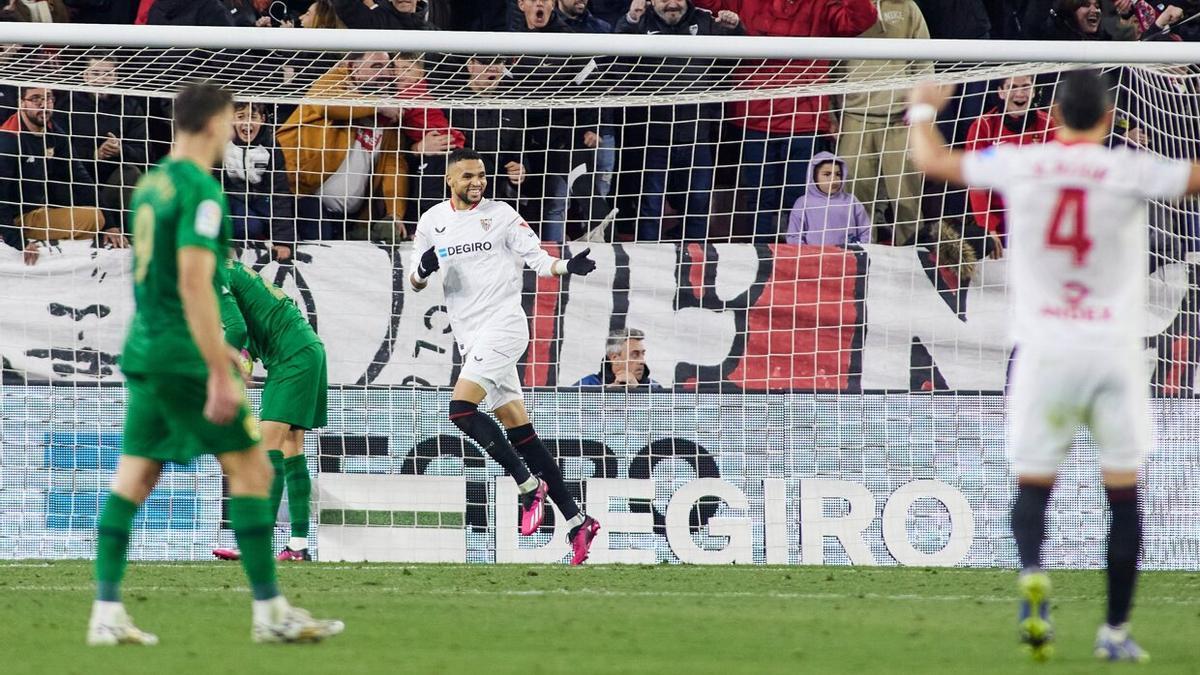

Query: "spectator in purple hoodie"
left=785, top=151, right=872, bottom=246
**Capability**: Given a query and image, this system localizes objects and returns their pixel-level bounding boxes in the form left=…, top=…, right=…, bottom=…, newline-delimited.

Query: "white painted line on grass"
left=3, top=585, right=1198, bottom=605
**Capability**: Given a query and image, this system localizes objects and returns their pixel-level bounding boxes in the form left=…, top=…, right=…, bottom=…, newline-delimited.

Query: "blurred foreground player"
left=89, top=83, right=342, bottom=646
left=409, top=147, right=601, bottom=564
left=909, top=71, right=1200, bottom=663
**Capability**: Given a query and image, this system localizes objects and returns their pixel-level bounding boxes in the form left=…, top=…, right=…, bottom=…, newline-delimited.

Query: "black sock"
left=1011, top=482, right=1051, bottom=570
left=1105, top=485, right=1142, bottom=627
left=449, top=400, right=532, bottom=485
left=506, top=423, right=582, bottom=521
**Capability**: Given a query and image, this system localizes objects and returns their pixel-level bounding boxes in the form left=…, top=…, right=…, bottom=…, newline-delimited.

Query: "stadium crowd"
left=0, top=0, right=1197, bottom=269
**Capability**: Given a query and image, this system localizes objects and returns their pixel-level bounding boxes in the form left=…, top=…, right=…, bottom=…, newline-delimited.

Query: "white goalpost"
left=0, top=24, right=1197, bottom=567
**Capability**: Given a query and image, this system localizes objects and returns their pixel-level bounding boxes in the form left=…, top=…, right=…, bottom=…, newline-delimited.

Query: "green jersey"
left=121, top=157, right=231, bottom=376
left=219, top=259, right=321, bottom=368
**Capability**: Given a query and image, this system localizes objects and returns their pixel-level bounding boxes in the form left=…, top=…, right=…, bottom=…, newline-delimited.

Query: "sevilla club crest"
left=480, top=218, right=492, bottom=231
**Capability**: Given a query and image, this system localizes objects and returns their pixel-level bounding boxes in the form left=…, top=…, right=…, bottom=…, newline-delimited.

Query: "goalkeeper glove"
left=417, top=246, right=440, bottom=279
left=565, top=247, right=596, bottom=276
left=239, top=349, right=254, bottom=379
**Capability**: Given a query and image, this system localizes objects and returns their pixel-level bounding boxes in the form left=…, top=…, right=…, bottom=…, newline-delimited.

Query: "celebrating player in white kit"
left=908, top=71, right=1200, bottom=662
left=409, top=147, right=602, bottom=564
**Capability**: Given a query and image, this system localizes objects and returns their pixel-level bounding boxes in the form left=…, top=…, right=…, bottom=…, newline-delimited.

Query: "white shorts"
left=1007, top=345, right=1151, bottom=476
left=457, top=328, right=527, bottom=411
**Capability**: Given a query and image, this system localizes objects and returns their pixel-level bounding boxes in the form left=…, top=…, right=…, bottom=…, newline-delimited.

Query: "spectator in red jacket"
left=964, top=75, right=1056, bottom=256
left=392, top=53, right=468, bottom=219
left=692, top=0, right=878, bottom=243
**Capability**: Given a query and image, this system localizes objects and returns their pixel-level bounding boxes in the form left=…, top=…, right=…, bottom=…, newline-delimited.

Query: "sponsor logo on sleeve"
left=195, top=199, right=222, bottom=239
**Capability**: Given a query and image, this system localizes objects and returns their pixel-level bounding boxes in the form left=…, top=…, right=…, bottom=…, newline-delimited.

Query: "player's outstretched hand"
left=566, top=248, right=596, bottom=276
left=418, top=246, right=440, bottom=279
left=909, top=82, right=952, bottom=113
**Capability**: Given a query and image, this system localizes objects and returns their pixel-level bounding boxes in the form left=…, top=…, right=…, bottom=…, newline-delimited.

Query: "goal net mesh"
left=0, top=38, right=1197, bottom=567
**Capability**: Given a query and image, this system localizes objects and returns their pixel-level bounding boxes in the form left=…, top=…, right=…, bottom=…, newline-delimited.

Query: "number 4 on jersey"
left=1045, top=187, right=1092, bottom=266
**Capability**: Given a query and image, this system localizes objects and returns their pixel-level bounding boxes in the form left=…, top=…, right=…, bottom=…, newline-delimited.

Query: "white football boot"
left=251, top=596, right=345, bottom=644
left=86, top=602, right=159, bottom=646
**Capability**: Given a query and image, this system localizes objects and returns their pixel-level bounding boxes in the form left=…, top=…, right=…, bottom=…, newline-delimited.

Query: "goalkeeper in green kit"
left=88, top=82, right=342, bottom=646
left=213, top=257, right=326, bottom=563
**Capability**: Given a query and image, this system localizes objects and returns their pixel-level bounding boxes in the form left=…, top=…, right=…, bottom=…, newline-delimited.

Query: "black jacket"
left=64, top=0, right=139, bottom=24
left=0, top=84, right=16, bottom=122
left=616, top=5, right=743, bottom=145
left=0, top=116, right=100, bottom=248
left=914, top=0, right=991, bottom=39
left=1023, top=0, right=1111, bottom=40
left=221, top=125, right=296, bottom=243
left=223, top=0, right=267, bottom=27
left=448, top=0, right=507, bottom=30
left=507, top=0, right=626, bottom=29
left=59, top=91, right=149, bottom=180
left=588, top=0, right=628, bottom=27
left=560, top=9, right=612, bottom=33
left=147, top=0, right=235, bottom=26
left=331, top=0, right=437, bottom=30
left=445, top=105, right=525, bottom=198
left=508, top=16, right=606, bottom=173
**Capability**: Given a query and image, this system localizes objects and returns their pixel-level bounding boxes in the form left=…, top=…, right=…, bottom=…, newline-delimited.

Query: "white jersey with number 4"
left=962, top=141, right=1191, bottom=349
left=409, top=198, right=558, bottom=351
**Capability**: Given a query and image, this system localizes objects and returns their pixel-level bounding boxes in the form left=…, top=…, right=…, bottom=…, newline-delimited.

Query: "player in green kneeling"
left=212, top=258, right=327, bottom=563
left=89, top=82, right=341, bottom=646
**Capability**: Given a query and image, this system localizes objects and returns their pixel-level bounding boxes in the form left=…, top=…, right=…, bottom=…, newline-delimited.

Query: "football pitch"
left=2, top=562, right=1197, bottom=674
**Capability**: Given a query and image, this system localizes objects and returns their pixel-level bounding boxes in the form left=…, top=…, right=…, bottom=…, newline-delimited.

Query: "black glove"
left=565, top=247, right=596, bottom=276
left=417, top=246, right=440, bottom=279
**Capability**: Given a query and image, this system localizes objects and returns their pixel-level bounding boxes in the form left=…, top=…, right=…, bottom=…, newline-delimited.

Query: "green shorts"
left=260, top=342, right=328, bottom=430
left=123, top=372, right=259, bottom=465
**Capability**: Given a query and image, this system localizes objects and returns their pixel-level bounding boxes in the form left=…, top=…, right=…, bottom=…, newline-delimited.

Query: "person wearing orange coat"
left=692, top=0, right=878, bottom=243
left=277, top=52, right=410, bottom=242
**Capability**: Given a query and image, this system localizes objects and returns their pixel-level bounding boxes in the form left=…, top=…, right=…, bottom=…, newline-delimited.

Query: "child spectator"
left=964, top=75, right=1055, bottom=256
left=222, top=101, right=295, bottom=261
left=785, top=151, right=871, bottom=246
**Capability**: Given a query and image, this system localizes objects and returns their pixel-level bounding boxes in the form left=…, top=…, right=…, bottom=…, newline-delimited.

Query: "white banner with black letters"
left=0, top=240, right=1194, bottom=394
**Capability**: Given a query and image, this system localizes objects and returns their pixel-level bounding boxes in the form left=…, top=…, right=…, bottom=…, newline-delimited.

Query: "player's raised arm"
left=1186, top=164, right=1200, bottom=196
left=907, top=82, right=966, bottom=185
left=503, top=212, right=596, bottom=278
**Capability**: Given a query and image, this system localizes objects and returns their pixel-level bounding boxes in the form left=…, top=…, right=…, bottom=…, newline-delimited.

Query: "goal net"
left=0, top=27, right=1198, bottom=567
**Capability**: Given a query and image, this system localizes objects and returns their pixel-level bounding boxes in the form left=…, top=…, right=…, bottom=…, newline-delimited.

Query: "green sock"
left=283, top=454, right=312, bottom=539
left=267, top=450, right=285, bottom=523
left=95, top=493, right=139, bottom=602
left=228, top=496, right=280, bottom=601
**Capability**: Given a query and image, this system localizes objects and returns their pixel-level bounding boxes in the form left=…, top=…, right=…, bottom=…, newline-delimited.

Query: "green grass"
left=317, top=509, right=464, bottom=527
left=2, top=562, right=1199, bottom=674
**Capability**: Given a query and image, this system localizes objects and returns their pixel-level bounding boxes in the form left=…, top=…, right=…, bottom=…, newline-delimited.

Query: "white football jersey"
left=409, top=198, right=558, bottom=350
left=962, top=141, right=1191, bottom=348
